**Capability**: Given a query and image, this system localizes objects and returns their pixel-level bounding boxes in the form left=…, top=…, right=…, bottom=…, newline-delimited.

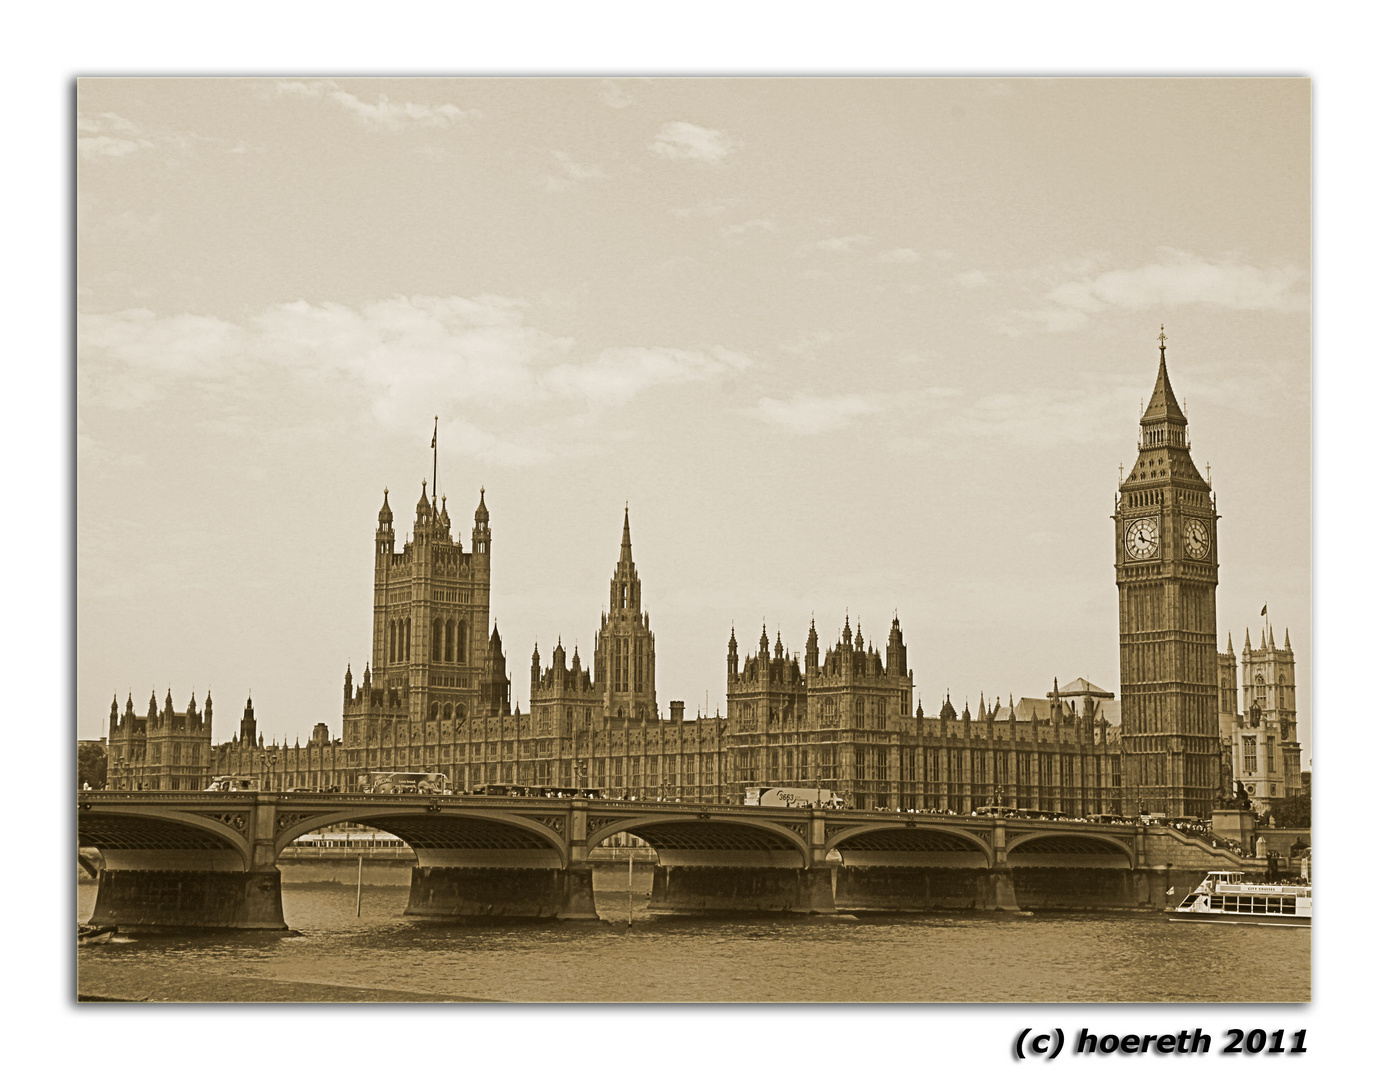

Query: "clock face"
left=1124, top=518, right=1159, bottom=560
left=1183, top=518, right=1210, bottom=559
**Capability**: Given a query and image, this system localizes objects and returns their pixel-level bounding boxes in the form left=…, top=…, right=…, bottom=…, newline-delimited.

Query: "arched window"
left=444, top=619, right=454, bottom=662
left=875, top=699, right=887, bottom=729
left=432, top=619, right=443, bottom=661
left=854, top=697, right=866, bottom=728
left=404, top=619, right=410, bottom=660
left=458, top=622, right=468, bottom=665
left=443, top=703, right=453, bottom=720
left=389, top=622, right=397, bottom=664
left=622, top=584, right=628, bottom=609
left=430, top=702, right=440, bottom=720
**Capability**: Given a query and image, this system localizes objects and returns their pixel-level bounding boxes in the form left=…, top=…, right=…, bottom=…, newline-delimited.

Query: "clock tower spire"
left=1114, top=328, right=1221, bottom=818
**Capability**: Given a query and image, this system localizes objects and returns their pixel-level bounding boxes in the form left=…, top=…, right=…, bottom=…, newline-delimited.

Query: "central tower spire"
left=598, top=505, right=656, bottom=721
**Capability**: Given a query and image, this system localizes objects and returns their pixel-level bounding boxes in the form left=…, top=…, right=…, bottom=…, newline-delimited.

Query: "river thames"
left=77, top=870, right=1309, bottom=1003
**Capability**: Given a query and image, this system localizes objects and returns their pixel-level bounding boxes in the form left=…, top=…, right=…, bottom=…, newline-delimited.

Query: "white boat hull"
left=1167, top=909, right=1309, bottom=927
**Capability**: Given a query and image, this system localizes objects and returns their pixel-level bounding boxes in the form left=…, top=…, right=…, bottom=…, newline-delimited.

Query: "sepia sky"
left=76, top=77, right=1311, bottom=749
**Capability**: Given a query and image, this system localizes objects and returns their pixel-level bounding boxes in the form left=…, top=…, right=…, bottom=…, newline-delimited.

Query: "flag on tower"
left=1261, top=604, right=1267, bottom=616
left=431, top=417, right=437, bottom=449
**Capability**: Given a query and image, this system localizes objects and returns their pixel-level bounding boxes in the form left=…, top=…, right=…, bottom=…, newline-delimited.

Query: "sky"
left=76, top=77, right=1311, bottom=751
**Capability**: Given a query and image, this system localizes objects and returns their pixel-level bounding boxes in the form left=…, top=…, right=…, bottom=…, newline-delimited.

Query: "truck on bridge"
left=744, top=786, right=844, bottom=809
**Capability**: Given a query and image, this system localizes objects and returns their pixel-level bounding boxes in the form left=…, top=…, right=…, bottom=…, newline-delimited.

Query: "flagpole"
left=431, top=416, right=438, bottom=507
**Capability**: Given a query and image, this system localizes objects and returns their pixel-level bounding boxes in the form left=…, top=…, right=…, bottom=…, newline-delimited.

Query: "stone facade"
left=106, top=689, right=213, bottom=791
left=726, top=616, right=1123, bottom=813
left=1114, top=337, right=1223, bottom=818
left=1218, top=625, right=1303, bottom=811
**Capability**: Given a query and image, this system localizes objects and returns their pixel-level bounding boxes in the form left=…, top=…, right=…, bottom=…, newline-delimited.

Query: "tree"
left=78, top=742, right=107, bottom=789
left=1271, top=792, right=1310, bottom=829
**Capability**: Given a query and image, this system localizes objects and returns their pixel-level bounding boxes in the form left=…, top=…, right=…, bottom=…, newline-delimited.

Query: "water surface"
left=77, top=876, right=1309, bottom=1003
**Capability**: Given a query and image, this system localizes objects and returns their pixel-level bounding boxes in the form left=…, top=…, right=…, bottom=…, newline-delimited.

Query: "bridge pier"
left=89, top=868, right=287, bottom=930
left=646, top=865, right=837, bottom=915
left=834, top=865, right=1018, bottom=912
left=404, top=866, right=599, bottom=920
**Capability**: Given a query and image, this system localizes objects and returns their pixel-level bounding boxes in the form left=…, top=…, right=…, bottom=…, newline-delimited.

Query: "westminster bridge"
left=77, top=792, right=1256, bottom=929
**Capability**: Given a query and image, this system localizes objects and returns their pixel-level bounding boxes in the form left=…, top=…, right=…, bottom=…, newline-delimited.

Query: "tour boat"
left=1169, top=870, right=1310, bottom=927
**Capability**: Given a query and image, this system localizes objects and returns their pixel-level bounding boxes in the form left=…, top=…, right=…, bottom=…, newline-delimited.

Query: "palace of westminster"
left=103, top=339, right=1304, bottom=819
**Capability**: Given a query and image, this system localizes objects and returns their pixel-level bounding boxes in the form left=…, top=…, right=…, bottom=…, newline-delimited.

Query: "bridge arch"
left=1005, top=829, right=1134, bottom=869
left=78, top=806, right=254, bottom=870
left=586, top=813, right=812, bottom=868
left=273, top=807, right=571, bottom=868
left=825, top=821, right=994, bottom=867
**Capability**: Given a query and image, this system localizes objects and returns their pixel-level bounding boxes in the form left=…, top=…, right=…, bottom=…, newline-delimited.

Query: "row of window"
left=1208, top=894, right=1300, bottom=915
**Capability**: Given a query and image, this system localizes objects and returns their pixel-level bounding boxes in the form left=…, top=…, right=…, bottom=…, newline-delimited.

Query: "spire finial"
left=1158, top=324, right=1167, bottom=359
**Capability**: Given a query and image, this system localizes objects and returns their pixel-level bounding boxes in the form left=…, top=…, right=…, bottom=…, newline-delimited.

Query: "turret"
left=727, top=625, right=738, bottom=677
left=344, top=663, right=353, bottom=706
left=376, top=488, right=395, bottom=550
left=204, top=690, right=213, bottom=730
left=758, top=623, right=770, bottom=660
left=473, top=488, right=490, bottom=558
left=109, top=693, right=118, bottom=735
left=886, top=614, right=907, bottom=677
left=805, top=617, right=820, bottom=674
left=531, top=643, right=542, bottom=688
left=415, top=480, right=432, bottom=531
left=240, top=694, right=257, bottom=745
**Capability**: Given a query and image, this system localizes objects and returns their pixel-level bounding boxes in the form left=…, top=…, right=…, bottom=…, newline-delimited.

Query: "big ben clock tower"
left=1115, top=329, right=1222, bottom=818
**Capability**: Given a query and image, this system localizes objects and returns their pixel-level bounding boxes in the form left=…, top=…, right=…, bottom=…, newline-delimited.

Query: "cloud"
left=597, top=79, right=633, bottom=109
left=1013, top=250, right=1308, bottom=332
left=877, top=247, right=922, bottom=264
left=806, top=234, right=871, bottom=255
left=78, top=111, right=255, bottom=160
left=954, top=270, right=990, bottom=288
left=938, top=384, right=1138, bottom=448
left=77, top=113, right=154, bottom=158
left=275, top=79, right=476, bottom=129
left=542, top=150, right=608, bottom=191
left=546, top=346, right=749, bottom=405
left=746, top=392, right=889, bottom=435
left=649, top=121, right=734, bottom=163
left=673, top=199, right=729, bottom=218
left=719, top=218, right=775, bottom=239
left=79, top=296, right=748, bottom=465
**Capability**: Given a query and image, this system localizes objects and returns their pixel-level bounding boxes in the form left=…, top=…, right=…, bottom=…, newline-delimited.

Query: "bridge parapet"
left=79, top=796, right=1210, bottom=924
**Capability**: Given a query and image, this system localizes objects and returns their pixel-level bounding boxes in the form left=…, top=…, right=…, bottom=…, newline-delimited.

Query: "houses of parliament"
left=104, top=337, right=1303, bottom=819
